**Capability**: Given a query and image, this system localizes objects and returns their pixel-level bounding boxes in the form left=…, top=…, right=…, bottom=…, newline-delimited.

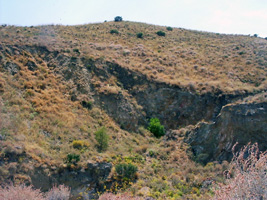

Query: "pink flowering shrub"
left=213, top=143, right=267, bottom=200
left=45, top=184, right=71, bottom=200
left=0, top=183, right=71, bottom=200
left=0, top=184, right=45, bottom=200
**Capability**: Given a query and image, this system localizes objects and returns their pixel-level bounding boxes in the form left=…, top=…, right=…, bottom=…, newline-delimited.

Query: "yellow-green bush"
left=72, top=140, right=89, bottom=149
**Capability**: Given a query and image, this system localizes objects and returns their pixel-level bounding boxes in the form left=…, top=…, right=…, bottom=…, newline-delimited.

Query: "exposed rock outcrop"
left=30, top=161, right=112, bottom=199
left=0, top=145, right=112, bottom=199
left=184, top=93, right=267, bottom=163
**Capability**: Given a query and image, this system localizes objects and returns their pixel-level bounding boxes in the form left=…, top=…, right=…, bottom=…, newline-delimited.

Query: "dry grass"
left=1, top=21, right=266, bottom=94
left=0, top=49, right=122, bottom=166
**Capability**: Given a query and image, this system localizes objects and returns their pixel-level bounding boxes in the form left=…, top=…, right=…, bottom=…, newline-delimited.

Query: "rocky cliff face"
left=0, top=143, right=112, bottom=199
left=184, top=93, right=267, bottom=163
left=30, top=162, right=112, bottom=199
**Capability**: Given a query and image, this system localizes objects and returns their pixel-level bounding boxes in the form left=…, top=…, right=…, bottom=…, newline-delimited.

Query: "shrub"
left=110, top=29, right=119, bottom=34
left=45, top=185, right=71, bottom=200
left=70, top=56, right=77, bottom=62
left=115, top=163, right=138, bottom=180
left=0, top=183, right=71, bottom=200
left=156, top=31, right=166, bottom=36
left=72, top=140, right=89, bottom=150
left=114, top=16, right=123, bottom=22
left=0, top=184, right=44, bottom=200
left=66, top=153, right=80, bottom=165
left=148, top=118, right=165, bottom=138
left=213, top=143, right=267, bottom=199
left=166, top=26, right=173, bottom=31
left=136, top=32, right=143, bottom=39
left=148, top=149, right=158, bottom=157
left=73, top=48, right=80, bottom=54
left=95, top=127, right=109, bottom=152
left=81, top=100, right=92, bottom=109
left=253, top=34, right=258, bottom=37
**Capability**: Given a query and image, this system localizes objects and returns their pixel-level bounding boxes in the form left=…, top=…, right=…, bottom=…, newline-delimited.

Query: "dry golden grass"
left=1, top=21, right=266, bottom=94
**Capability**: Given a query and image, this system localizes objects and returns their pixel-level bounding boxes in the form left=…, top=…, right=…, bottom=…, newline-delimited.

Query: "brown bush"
left=135, top=144, right=148, bottom=154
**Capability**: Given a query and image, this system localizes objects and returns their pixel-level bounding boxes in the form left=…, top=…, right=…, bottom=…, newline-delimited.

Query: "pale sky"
left=0, top=0, right=266, bottom=37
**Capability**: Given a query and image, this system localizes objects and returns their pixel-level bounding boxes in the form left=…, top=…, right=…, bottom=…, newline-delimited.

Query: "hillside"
left=1, top=21, right=267, bottom=93
left=0, top=21, right=266, bottom=199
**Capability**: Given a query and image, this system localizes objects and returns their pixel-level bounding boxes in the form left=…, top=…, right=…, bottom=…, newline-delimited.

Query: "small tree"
left=166, top=26, right=173, bottom=31
left=156, top=31, right=166, bottom=36
left=95, top=127, right=109, bottom=152
left=148, top=118, right=165, bottom=138
left=114, top=16, right=123, bottom=22
left=136, top=32, right=143, bottom=39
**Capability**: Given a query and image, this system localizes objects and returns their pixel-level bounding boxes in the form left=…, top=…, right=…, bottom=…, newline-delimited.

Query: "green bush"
left=156, top=31, right=166, bottom=36
left=148, top=149, right=158, bottom=157
left=95, top=127, right=109, bottom=152
left=115, top=163, right=138, bottom=180
left=81, top=100, right=92, bottom=109
left=66, top=153, right=80, bottom=165
left=166, top=26, right=173, bottom=31
left=148, top=118, right=165, bottom=138
left=110, top=29, right=119, bottom=34
left=73, top=48, right=80, bottom=54
left=114, top=16, right=123, bottom=22
left=136, top=32, right=143, bottom=39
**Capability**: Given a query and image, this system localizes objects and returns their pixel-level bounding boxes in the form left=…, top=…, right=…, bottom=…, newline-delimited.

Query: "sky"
left=0, top=0, right=267, bottom=37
